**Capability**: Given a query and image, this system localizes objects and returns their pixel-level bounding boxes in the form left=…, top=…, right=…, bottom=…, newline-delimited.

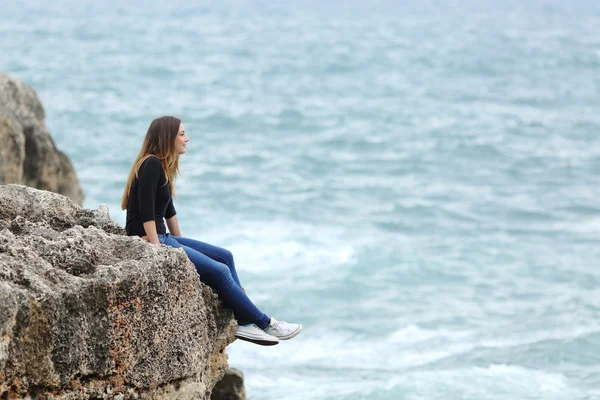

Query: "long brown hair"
left=121, top=116, right=182, bottom=210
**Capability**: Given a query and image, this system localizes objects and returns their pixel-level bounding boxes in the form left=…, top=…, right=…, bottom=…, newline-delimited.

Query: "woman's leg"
left=170, top=236, right=242, bottom=287
left=162, top=234, right=270, bottom=329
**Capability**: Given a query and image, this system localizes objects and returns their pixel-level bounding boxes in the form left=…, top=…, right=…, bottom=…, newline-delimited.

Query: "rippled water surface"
left=2, top=1, right=600, bottom=398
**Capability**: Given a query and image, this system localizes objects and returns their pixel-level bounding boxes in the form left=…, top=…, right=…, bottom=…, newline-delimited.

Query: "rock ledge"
left=0, top=184, right=236, bottom=399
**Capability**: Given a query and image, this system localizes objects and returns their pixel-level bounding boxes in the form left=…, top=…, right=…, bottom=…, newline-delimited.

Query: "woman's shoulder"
left=140, top=155, right=162, bottom=170
left=142, top=155, right=161, bottom=165
left=138, top=155, right=165, bottom=177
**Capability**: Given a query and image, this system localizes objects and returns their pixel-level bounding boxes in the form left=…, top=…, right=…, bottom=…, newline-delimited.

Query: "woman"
left=121, top=116, right=302, bottom=346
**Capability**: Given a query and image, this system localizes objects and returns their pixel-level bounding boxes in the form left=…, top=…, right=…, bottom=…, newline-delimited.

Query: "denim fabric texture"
left=157, top=233, right=270, bottom=329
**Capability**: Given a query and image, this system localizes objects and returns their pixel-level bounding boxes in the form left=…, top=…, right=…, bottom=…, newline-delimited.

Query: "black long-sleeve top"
left=125, top=156, right=176, bottom=237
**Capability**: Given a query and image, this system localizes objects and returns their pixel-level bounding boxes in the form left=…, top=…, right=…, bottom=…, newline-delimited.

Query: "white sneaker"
left=264, top=318, right=303, bottom=340
left=235, top=324, right=279, bottom=346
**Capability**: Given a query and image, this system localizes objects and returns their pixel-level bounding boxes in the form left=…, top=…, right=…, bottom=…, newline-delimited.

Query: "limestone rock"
left=211, top=369, right=245, bottom=400
left=0, top=73, right=84, bottom=205
left=0, top=184, right=237, bottom=399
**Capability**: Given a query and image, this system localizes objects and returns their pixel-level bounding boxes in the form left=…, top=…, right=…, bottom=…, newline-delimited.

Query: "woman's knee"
left=203, top=261, right=234, bottom=288
left=220, top=248, right=234, bottom=267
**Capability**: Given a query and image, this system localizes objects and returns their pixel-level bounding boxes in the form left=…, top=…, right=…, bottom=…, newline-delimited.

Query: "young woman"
left=121, top=116, right=302, bottom=346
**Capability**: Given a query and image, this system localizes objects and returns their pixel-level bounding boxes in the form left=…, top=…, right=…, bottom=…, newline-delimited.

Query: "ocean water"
left=2, top=1, right=600, bottom=399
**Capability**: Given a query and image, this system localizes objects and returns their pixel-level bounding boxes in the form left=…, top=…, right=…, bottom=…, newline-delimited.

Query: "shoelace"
left=269, top=319, right=281, bottom=331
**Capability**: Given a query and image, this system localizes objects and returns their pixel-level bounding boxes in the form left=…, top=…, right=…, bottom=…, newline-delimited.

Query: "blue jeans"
left=158, top=233, right=271, bottom=329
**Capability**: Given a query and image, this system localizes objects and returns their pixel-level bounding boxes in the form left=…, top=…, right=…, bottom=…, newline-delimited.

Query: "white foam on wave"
left=478, top=325, right=600, bottom=349
left=389, top=324, right=474, bottom=344
left=191, top=218, right=359, bottom=276
left=230, top=321, right=600, bottom=391
left=384, top=364, right=582, bottom=399
left=391, top=323, right=600, bottom=355
left=550, top=217, right=600, bottom=236
left=245, top=370, right=386, bottom=400
left=229, top=325, right=476, bottom=373
left=230, top=330, right=585, bottom=399
left=476, top=365, right=569, bottom=393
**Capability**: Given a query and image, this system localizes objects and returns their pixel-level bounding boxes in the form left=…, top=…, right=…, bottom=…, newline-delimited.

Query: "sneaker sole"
left=277, top=324, right=303, bottom=340
left=235, top=334, right=279, bottom=346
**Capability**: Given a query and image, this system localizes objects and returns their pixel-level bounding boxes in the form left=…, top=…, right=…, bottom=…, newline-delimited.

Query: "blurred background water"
left=2, top=0, right=600, bottom=398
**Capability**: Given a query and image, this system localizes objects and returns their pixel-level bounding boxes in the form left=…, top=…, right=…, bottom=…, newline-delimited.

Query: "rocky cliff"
left=0, top=184, right=237, bottom=399
left=0, top=74, right=84, bottom=205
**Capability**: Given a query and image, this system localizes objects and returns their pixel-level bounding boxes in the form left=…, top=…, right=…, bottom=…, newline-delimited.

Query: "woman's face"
left=175, top=122, right=189, bottom=155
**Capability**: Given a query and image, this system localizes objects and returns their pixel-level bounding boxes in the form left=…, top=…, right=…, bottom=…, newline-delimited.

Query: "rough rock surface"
left=0, top=73, right=84, bottom=205
left=210, top=369, right=245, bottom=400
left=0, top=184, right=237, bottom=399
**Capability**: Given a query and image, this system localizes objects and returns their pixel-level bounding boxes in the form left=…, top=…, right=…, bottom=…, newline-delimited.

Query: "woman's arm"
left=143, top=221, right=160, bottom=244
left=138, top=157, right=161, bottom=244
left=166, top=215, right=181, bottom=237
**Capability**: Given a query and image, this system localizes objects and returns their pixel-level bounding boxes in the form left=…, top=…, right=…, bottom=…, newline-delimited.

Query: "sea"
left=1, top=1, right=600, bottom=399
